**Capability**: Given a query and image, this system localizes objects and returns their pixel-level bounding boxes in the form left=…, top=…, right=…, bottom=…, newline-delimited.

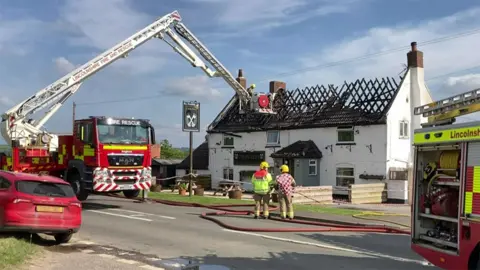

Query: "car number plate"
left=36, top=205, right=64, bottom=213
left=118, top=185, right=134, bottom=190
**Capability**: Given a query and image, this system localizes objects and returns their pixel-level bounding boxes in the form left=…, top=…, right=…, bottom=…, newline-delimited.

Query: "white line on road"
left=98, top=254, right=117, bottom=259
left=108, top=208, right=176, bottom=220
left=223, top=229, right=432, bottom=266
left=87, top=210, right=153, bottom=221
left=140, top=265, right=166, bottom=270
left=116, top=258, right=139, bottom=265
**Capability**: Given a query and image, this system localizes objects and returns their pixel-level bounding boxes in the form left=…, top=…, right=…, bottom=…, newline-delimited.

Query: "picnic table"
left=213, top=180, right=245, bottom=196
left=170, top=179, right=197, bottom=192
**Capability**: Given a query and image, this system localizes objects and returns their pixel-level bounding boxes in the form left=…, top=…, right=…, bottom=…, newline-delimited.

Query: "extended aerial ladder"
left=414, top=88, right=480, bottom=127
left=0, top=10, right=276, bottom=152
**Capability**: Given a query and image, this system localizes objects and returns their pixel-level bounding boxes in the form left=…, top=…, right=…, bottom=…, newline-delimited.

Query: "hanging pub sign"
left=233, top=151, right=265, bottom=166
left=182, top=101, right=200, bottom=132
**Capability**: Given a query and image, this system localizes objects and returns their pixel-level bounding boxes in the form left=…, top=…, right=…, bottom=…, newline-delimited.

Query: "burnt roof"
left=208, top=77, right=401, bottom=133
left=176, top=141, right=209, bottom=170
left=271, top=140, right=323, bottom=159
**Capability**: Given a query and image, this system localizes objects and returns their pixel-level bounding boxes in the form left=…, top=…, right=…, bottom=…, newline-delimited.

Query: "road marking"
left=77, top=240, right=96, bottom=245
left=109, top=208, right=176, bottom=220
left=87, top=210, right=153, bottom=221
left=81, top=249, right=95, bottom=254
left=146, top=257, right=162, bottom=261
left=140, top=265, right=166, bottom=270
left=116, top=258, right=138, bottom=265
left=98, top=254, right=117, bottom=259
left=223, top=229, right=432, bottom=266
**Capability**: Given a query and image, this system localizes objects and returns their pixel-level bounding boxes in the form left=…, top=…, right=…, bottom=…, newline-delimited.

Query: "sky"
left=0, top=0, right=480, bottom=147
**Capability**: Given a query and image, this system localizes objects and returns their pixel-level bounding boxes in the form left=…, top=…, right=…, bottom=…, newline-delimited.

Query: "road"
left=33, top=195, right=434, bottom=270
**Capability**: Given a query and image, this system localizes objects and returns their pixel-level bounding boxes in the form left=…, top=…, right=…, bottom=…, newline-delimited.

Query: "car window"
left=15, top=180, right=75, bottom=198
left=0, top=177, right=11, bottom=190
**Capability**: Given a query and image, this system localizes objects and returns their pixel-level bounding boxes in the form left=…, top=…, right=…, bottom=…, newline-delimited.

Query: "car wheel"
left=123, top=189, right=140, bottom=199
left=54, top=233, right=73, bottom=244
left=69, top=172, right=89, bottom=201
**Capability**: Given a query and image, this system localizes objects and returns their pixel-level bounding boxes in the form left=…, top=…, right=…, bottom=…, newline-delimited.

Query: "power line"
left=256, top=27, right=480, bottom=82
left=75, top=27, right=480, bottom=106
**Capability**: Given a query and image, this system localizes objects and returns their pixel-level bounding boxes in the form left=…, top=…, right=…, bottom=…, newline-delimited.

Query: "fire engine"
left=412, top=88, right=480, bottom=269
left=0, top=11, right=276, bottom=201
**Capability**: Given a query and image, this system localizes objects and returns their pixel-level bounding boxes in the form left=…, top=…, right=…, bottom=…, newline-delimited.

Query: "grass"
left=0, top=236, right=40, bottom=269
left=144, top=191, right=364, bottom=216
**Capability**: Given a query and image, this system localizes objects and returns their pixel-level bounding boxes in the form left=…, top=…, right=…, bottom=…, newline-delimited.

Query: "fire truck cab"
left=63, top=116, right=155, bottom=201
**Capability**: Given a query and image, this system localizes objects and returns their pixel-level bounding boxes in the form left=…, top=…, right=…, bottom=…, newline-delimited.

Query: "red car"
left=0, top=171, right=82, bottom=244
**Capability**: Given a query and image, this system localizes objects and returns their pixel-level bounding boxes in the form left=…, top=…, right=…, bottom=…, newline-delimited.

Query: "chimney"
left=407, top=42, right=423, bottom=68
left=236, top=69, right=247, bottom=89
left=269, top=81, right=286, bottom=94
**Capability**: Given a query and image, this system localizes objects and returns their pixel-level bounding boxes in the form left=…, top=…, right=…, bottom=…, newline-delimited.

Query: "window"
left=266, top=131, right=280, bottom=145
left=336, top=167, right=355, bottom=187
left=399, top=120, right=409, bottom=139
left=97, top=124, right=148, bottom=144
left=223, top=135, right=234, bottom=147
left=337, top=127, right=354, bottom=143
left=16, top=180, right=76, bottom=198
left=0, top=177, right=11, bottom=190
left=223, top=168, right=233, bottom=180
left=76, top=122, right=94, bottom=144
left=308, top=160, right=317, bottom=175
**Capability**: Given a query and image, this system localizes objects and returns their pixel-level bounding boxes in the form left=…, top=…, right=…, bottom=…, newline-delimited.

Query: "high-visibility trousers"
left=278, top=192, right=294, bottom=218
left=253, top=193, right=270, bottom=217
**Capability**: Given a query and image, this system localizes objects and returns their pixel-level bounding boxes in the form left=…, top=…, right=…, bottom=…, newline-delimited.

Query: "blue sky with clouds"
left=1, top=0, right=480, bottom=147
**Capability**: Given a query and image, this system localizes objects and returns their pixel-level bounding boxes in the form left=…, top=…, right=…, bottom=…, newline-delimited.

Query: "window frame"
left=223, top=167, right=234, bottom=180
left=336, top=167, right=355, bottom=187
left=222, top=135, right=234, bottom=147
left=266, top=131, right=280, bottom=146
left=308, top=159, right=318, bottom=176
left=399, top=120, right=409, bottom=139
left=337, top=126, right=355, bottom=143
left=0, top=176, right=11, bottom=190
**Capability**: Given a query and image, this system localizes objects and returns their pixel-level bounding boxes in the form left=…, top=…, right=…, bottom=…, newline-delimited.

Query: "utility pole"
left=72, top=102, right=76, bottom=128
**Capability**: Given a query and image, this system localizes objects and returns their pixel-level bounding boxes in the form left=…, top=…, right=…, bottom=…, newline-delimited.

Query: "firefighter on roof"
left=276, top=164, right=296, bottom=220
left=251, top=161, right=274, bottom=219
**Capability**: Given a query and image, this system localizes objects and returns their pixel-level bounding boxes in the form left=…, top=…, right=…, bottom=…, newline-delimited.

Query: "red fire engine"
left=412, top=88, right=480, bottom=269
left=0, top=11, right=276, bottom=201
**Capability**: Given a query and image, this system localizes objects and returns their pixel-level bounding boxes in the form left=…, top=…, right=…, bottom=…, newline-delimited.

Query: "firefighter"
left=251, top=161, right=274, bottom=219
left=276, top=164, right=296, bottom=220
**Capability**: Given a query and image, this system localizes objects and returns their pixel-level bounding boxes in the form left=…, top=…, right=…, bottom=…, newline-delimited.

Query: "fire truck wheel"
left=123, top=189, right=140, bottom=199
left=54, top=232, right=73, bottom=244
left=68, top=171, right=89, bottom=201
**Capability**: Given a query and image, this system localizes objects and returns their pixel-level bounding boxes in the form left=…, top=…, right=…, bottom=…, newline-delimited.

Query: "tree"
left=160, top=139, right=188, bottom=159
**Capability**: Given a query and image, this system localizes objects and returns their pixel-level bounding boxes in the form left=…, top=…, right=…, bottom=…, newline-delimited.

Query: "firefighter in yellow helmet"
left=276, top=164, right=296, bottom=220
left=251, top=161, right=274, bottom=219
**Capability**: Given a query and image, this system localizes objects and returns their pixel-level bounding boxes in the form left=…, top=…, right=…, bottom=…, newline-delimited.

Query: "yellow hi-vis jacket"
left=251, top=169, right=273, bottom=195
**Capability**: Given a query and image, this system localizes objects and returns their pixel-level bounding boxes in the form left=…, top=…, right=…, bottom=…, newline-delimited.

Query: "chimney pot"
left=411, top=42, right=417, bottom=51
left=238, top=69, right=244, bottom=78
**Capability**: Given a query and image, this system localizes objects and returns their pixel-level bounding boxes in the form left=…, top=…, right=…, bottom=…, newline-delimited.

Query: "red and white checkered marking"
left=93, top=167, right=152, bottom=192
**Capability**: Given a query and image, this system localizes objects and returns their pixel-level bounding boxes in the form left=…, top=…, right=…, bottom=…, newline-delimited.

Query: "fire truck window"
left=82, top=123, right=94, bottom=144
left=75, top=123, right=82, bottom=140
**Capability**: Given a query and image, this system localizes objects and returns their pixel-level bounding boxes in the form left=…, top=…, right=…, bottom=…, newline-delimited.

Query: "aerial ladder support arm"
left=414, top=88, right=480, bottom=126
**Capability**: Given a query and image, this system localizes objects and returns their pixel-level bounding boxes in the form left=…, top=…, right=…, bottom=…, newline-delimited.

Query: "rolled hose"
left=106, top=194, right=410, bottom=235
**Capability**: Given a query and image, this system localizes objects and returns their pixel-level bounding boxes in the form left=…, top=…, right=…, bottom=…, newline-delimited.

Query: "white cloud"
left=445, top=74, right=480, bottom=89
left=59, top=0, right=173, bottom=74
left=160, top=75, right=224, bottom=100
left=279, top=7, right=480, bottom=99
left=53, top=57, right=76, bottom=74
left=196, top=0, right=361, bottom=38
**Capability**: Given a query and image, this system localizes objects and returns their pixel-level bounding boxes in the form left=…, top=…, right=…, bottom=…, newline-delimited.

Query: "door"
left=0, top=177, right=12, bottom=226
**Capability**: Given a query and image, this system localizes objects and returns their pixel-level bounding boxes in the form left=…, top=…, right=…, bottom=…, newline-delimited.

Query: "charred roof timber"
left=208, top=72, right=401, bottom=133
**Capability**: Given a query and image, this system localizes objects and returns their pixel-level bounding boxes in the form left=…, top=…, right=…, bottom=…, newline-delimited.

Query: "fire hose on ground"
left=107, top=194, right=411, bottom=235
